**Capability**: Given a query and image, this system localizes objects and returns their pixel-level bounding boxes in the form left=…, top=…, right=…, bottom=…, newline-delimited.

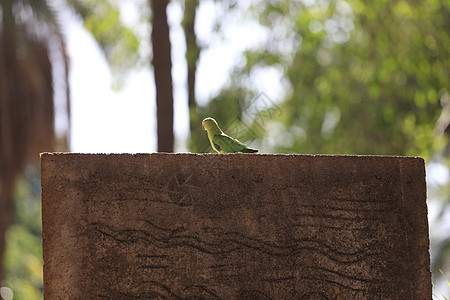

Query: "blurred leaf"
left=67, top=0, right=141, bottom=88
left=4, top=175, right=43, bottom=300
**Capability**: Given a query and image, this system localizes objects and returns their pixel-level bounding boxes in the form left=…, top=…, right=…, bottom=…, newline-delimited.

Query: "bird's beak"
left=202, top=123, right=205, bottom=130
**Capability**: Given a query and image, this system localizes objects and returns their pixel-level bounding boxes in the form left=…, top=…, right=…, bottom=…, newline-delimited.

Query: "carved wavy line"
left=262, top=276, right=295, bottom=282
left=100, top=195, right=196, bottom=208
left=256, top=262, right=376, bottom=285
left=299, top=276, right=365, bottom=293
left=96, top=230, right=371, bottom=265
left=95, top=226, right=216, bottom=255
left=174, top=232, right=365, bottom=263
left=219, top=231, right=373, bottom=258
left=299, top=291, right=331, bottom=300
left=136, top=254, right=168, bottom=259
left=183, top=285, right=221, bottom=299
left=135, top=219, right=185, bottom=235
left=105, top=196, right=173, bottom=205
left=293, top=212, right=383, bottom=222
left=93, top=222, right=184, bottom=245
left=97, top=287, right=174, bottom=300
left=135, top=281, right=181, bottom=299
left=294, top=223, right=368, bottom=231
left=120, top=187, right=167, bottom=195
left=140, top=265, right=168, bottom=270
left=131, top=281, right=225, bottom=300
left=314, top=197, right=390, bottom=204
left=298, top=203, right=390, bottom=213
left=93, top=224, right=377, bottom=264
left=240, top=290, right=274, bottom=300
left=302, top=266, right=383, bottom=286
left=95, top=226, right=179, bottom=249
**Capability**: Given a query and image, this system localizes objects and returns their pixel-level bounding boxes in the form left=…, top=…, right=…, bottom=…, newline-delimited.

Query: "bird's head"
left=202, top=117, right=219, bottom=131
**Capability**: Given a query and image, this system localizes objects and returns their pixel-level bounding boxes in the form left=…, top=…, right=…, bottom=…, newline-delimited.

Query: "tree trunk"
left=0, top=0, right=16, bottom=282
left=1, top=0, right=69, bottom=282
left=182, top=0, right=201, bottom=152
left=151, top=0, right=174, bottom=152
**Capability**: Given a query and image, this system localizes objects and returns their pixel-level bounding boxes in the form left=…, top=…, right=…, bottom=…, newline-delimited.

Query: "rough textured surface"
left=40, top=153, right=430, bottom=299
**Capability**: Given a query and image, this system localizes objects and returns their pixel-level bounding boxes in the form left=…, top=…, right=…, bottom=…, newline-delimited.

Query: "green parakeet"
left=202, top=117, right=258, bottom=153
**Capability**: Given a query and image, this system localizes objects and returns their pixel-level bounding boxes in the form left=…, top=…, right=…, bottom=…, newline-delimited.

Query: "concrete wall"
left=40, top=153, right=431, bottom=299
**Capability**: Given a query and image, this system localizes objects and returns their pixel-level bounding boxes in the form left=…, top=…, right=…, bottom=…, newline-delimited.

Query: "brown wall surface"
left=40, top=153, right=431, bottom=299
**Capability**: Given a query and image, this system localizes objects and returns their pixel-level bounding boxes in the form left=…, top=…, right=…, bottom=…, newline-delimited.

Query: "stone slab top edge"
left=40, top=152, right=424, bottom=161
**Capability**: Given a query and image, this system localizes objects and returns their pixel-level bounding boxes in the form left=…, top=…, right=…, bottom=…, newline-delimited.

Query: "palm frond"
left=0, top=0, right=70, bottom=280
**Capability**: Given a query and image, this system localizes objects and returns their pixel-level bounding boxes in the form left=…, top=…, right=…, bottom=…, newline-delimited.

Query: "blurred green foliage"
left=67, top=0, right=142, bottom=89
left=3, top=167, right=43, bottom=300
left=193, top=0, right=450, bottom=160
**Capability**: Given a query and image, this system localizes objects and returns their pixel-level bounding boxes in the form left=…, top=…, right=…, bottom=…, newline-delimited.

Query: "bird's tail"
left=242, top=148, right=258, bottom=153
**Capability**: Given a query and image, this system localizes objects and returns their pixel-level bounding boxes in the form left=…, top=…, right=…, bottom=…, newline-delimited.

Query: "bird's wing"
left=212, top=134, right=246, bottom=153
